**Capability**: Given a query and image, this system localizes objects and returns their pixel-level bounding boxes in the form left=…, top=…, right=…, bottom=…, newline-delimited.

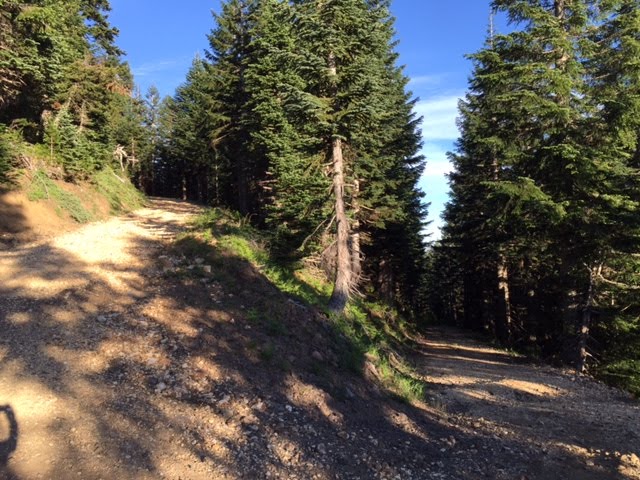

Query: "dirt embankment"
left=0, top=189, right=82, bottom=246
left=0, top=198, right=638, bottom=480
left=1, top=170, right=140, bottom=248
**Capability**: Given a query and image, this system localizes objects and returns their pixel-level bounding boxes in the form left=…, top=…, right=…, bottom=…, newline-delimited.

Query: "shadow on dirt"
left=415, top=327, right=640, bottom=480
left=0, top=198, right=636, bottom=479
left=0, top=190, right=27, bottom=250
left=0, top=405, right=18, bottom=465
left=0, top=405, right=19, bottom=480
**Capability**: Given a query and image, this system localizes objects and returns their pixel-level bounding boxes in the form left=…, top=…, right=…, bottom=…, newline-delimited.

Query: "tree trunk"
left=327, top=43, right=352, bottom=313
left=236, top=156, right=249, bottom=214
left=351, top=179, right=362, bottom=282
left=632, top=131, right=640, bottom=168
left=491, top=153, right=512, bottom=344
left=236, top=2, right=249, bottom=215
left=553, top=0, right=570, bottom=81
left=554, top=0, right=565, bottom=20
left=377, top=258, right=394, bottom=302
left=150, top=156, right=155, bottom=196
left=496, top=253, right=513, bottom=345
left=463, top=271, right=484, bottom=331
left=577, top=264, right=600, bottom=373
left=328, top=137, right=352, bottom=312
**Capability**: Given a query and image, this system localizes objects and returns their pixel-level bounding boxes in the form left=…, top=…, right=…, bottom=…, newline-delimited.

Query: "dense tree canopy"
left=157, top=0, right=428, bottom=317
left=0, top=0, right=152, bottom=180
left=430, top=0, right=640, bottom=389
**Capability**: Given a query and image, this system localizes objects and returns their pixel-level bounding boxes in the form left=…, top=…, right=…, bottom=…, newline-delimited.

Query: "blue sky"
left=109, top=1, right=495, bottom=238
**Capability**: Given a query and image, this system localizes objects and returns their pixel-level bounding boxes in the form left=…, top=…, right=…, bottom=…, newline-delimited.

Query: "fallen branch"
left=300, top=215, right=335, bottom=252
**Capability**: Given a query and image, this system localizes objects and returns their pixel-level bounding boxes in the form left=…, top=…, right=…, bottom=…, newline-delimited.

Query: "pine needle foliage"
left=431, top=0, right=640, bottom=391
left=158, top=0, right=428, bottom=318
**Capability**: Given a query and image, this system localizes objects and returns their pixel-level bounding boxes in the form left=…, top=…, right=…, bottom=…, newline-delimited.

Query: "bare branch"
left=597, top=274, right=640, bottom=291
left=300, top=215, right=335, bottom=251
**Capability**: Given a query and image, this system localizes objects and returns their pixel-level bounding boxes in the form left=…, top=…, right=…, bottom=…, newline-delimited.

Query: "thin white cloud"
left=132, top=57, right=191, bottom=77
left=414, top=93, right=464, bottom=142
left=422, top=160, right=453, bottom=178
left=408, top=74, right=447, bottom=87
left=418, top=131, right=459, bottom=241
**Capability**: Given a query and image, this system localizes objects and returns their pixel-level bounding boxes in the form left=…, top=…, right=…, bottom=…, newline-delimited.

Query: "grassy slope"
left=1, top=133, right=144, bottom=236
left=172, top=208, right=427, bottom=403
left=25, top=167, right=144, bottom=222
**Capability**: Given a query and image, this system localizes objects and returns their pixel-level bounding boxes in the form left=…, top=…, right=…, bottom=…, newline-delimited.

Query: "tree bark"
left=351, top=179, right=362, bottom=282
left=328, top=136, right=352, bottom=312
left=235, top=1, right=249, bottom=214
left=491, top=154, right=512, bottom=344
left=577, top=264, right=600, bottom=373
left=463, top=269, right=484, bottom=331
left=236, top=156, right=249, bottom=214
left=553, top=0, right=570, bottom=79
left=496, top=253, right=513, bottom=344
left=554, top=0, right=566, bottom=20
left=326, top=42, right=352, bottom=313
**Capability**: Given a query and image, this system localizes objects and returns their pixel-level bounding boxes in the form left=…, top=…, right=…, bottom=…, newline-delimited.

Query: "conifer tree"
left=139, top=86, right=162, bottom=195
left=165, top=58, right=218, bottom=201
left=242, top=0, right=328, bottom=249
left=0, top=0, right=147, bottom=181
left=206, top=0, right=256, bottom=213
left=155, top=0, right=427, bottom=317
left=435, top=0, right=640, bottom=381
left=581, top=0, right=640, bottom=377
left=294, top=0, right=427, bottom=312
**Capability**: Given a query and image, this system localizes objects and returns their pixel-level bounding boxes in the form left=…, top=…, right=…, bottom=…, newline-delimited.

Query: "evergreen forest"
left=1, top=0, right=638, bottom=397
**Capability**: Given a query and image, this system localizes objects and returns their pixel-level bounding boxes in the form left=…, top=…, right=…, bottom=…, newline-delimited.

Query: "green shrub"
left=44, top=110, right=108, bottom=180
left=0, top=138, right=10, bottom=186
left=596, top=313, right=640, bottom=397
left=600, top=360, right=640, bottom=397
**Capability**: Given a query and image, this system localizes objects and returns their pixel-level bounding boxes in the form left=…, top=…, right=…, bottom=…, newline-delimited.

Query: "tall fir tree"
left=206, top=0, right=256, bottom=214
left=293, top=0, right=427, bottom=312
left=434, top=0, right=640, bottom=383
left=154, top=0, right=428, bottom=316
left=581, top=0, right=640, bottom=380
left=242, top=0, right=329, bottom=250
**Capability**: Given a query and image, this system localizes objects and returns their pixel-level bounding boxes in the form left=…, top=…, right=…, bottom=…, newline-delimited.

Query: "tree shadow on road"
left=0, top=190, right=28, bottom=250
left=0, top=198, right=636, bottom=480
left=0, top=405, right=18, bottom=465
left=0, top=405, right=19, bottom=480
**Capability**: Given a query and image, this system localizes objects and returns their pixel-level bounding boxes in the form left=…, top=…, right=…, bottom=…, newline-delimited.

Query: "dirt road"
left=0, top=198, right=638, bottom=479
left=414, top=328, right=640, bottom=480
